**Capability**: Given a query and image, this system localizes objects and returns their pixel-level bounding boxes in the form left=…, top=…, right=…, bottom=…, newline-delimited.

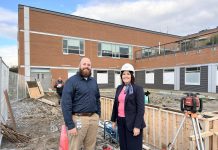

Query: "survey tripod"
left=168, top=111, right=204, bottom=150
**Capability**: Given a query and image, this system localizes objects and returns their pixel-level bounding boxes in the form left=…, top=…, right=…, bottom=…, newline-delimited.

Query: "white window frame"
left=98, top=42, right=132, bottom=59
left=145, top=71, right=154, bottom=84
left=185, top=67, right=200, bottom=85
left=63, top=38, right=84, bottom=55
left=163, top=69, right=174, bottom=84
left=97, top=70, right=108, bottom=84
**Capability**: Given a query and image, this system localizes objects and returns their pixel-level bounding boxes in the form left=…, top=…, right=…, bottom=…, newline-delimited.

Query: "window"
left=185, top=67, right=200, bottom=85
left=63, top=38, right=84, bottom=55
left=120, top=45, right=130, bottom=58
left=163, top=69, right=174, bottom=84
left=41, top=74, right=44, bottom=79
left=98, top=43, right=132, bottom=59
left=142, top=49, right=151, bottom=57
left=97, top=71, right=108, bottom=84
left=145, top=71, right=154, bottom=84
left=217, top=66, right=218, bottom=86
left=101, top=43, right=112, bottom=57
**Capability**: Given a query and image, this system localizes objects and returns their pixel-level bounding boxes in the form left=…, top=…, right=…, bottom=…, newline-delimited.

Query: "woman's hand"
left=112, top=122, right=116, bottom=129
left=133, top=128, right=140, bottom=136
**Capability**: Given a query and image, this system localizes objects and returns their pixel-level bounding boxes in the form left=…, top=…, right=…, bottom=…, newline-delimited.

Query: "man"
left=54, top=77, right=64, bottom=104
left=61, top=57, right=101, bottom=150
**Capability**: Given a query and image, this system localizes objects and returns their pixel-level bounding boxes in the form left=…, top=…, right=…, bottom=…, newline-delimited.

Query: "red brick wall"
left=18, top=6, right=179, bottom=66
left=135, top=47, right=218, bottom=69
left=27, top=9, right=178, bottom=46
left=18, top=6, right=180, bottom=76
left=50, top=69, right=68, bottom=87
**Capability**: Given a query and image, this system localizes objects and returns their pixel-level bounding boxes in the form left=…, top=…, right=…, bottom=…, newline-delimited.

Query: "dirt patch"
left=1, top=93, right=119, bottom=150
left=1, top=93, right=63, bottom=150
left=1, top=90, right=218, bottom=149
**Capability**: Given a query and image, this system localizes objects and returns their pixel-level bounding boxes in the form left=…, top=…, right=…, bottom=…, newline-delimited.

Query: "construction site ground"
left=1, top=89, right=218, bottom=150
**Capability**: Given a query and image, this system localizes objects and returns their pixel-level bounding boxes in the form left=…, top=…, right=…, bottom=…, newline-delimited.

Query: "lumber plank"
left=38, top=98, right=56, bottom=106
left=142, top=144, right=150, bottom=150
left=145, top=107, right=149, bottom=143
left=26, top=81, right=44, bottom=99
left=158, top=109, right=161, bottom=148
left=4, top=90, right=16, bottom=130
left=212, top=120, right=218, bottom=150
left=189, top=131, right=213, bottom=141
left=36, top=81, right=44, bottom=96
left=203, top=120, right=210, bottom=149
left=0, top=123, right=30, bottom=143
left=166, top=112, right=169, bottom=148
left=152, top=109, right=155, bottom=146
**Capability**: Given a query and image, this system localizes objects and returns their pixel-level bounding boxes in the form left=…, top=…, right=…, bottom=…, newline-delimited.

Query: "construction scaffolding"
left=100, top=97, right=218, bottom=150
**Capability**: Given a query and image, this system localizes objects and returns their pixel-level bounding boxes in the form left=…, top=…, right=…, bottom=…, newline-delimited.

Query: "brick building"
left=18, top=5, right=218, bottom=93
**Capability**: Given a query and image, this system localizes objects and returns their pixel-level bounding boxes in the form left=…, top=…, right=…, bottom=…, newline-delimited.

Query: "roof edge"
left=18, top=4, right=181, bottom=38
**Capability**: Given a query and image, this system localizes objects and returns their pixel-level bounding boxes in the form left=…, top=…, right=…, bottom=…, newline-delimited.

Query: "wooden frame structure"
left=100, top=97, right=218, bottom=150
left=26, top=81, right=44, bottom=99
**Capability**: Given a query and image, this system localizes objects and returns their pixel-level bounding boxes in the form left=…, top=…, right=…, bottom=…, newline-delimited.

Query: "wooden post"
left=4, top=90, right=16, bottom=130
left=145, top=107, right=149, bottom=144
left=166, top=112, right=169, bottom=147
left=152, top=109, right=155, bottom=146
left=203, top=120, right=210, bottom=149
left=212, top=120, right=218, bottom=150
left=158, top=109, right=162, bottom=148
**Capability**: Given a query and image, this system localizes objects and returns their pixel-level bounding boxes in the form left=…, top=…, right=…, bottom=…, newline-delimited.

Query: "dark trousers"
left=56, top=92, right=62, bottom=104
left=56, top=88, right=63, bottom=104
left=57, top=92, right=62, bottom=97
left=117, top=117, right=143, bottom=150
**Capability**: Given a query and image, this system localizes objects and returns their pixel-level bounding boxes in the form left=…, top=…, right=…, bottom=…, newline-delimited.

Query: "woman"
left=111, top=63, right=146, bottom=150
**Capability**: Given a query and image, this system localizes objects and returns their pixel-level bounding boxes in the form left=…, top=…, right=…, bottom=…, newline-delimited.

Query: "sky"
left=0, top=0, right=218, bottom=67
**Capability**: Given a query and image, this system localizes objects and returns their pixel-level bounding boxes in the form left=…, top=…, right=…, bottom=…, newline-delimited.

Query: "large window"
left=163, top=69, right=174, bottom=84
left=63, top=38, right=84, bottom=55
left=98, top=43, right=132, bottom=59
left=97, top=70, right=108, bottom=84
left=185, top=67, right=200, bottom=85
left=145, top=71, right=154, bottom=84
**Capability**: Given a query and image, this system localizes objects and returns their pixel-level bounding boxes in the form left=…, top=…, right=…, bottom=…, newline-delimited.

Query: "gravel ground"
left=1, top=89, right=218, bottom=150
left=1, top=93, right=119, bottom=150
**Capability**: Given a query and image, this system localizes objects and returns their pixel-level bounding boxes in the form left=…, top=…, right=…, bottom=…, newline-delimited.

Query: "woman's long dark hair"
left=120, top=71, right=135, bottom=84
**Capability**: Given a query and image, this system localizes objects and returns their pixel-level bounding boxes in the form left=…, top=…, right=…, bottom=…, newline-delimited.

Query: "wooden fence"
left=100, top=97, right=218, bottom=150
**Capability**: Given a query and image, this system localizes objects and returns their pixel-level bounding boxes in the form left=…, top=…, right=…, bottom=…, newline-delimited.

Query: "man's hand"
left=133, top=128, right=140, bottom=136
left=68, top=128, right=78, bottom=136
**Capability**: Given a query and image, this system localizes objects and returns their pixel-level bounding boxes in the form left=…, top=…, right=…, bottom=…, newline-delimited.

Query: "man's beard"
left=79, top=68, right=91, bottom=77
